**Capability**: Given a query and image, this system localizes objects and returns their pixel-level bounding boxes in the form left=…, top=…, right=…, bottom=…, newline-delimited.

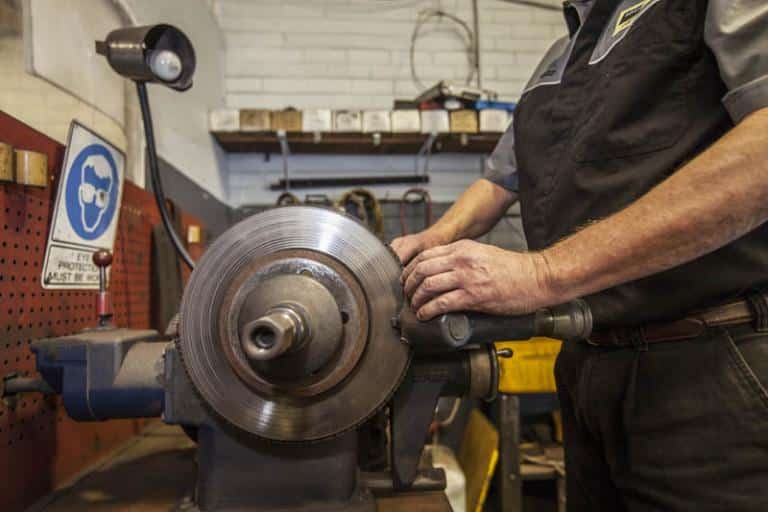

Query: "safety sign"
left=41, top=121, right=125, bottom=289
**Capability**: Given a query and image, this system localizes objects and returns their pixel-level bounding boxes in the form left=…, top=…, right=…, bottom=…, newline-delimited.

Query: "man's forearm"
left=428, top=178, right=517, bottom=244
left=541, top=107, right=768, bottom=302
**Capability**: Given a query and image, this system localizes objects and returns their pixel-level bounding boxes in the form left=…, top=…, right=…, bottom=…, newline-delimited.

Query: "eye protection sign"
left=42, top=121, right=125, bottom=289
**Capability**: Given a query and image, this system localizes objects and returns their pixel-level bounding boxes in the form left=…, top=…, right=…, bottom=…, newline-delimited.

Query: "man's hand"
left=401, top=239, right=555, bottom=320
left=390, top=179, right=519, bottom=265
left=390, top=229, right=447, bottom=266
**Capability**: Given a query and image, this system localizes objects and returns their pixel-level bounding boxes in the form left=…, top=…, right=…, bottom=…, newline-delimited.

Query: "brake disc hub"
left=179, top=206, right=410, bottom=443
left=219, top=250, right=369, bottom=397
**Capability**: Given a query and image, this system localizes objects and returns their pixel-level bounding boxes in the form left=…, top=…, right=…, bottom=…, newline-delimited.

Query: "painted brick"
left=217, top=0, right=560, bottom=107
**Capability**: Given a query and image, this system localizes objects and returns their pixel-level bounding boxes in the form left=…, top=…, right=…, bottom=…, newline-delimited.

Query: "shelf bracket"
left=415, top=132, right=438, bottom=178
left=276, top=130, right=291, bottom=191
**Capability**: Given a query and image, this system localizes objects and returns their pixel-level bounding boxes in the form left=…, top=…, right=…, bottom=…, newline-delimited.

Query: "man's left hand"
left=402, top=239, right=555, bottom=320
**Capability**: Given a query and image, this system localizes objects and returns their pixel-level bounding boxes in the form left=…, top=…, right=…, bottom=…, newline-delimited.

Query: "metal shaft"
left=240, top=306, right=306, bottom=362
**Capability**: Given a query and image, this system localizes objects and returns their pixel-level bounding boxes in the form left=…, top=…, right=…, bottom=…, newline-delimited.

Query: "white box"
left=391, top=110, right=421, bottom=133
left=362, top=111, right=392, bottom=133
left=333, top=110, right=363, bottom=132
left=479, top=109, right=512, bottom=132
left=302, top=109, right=333, bottom=132
left=209, top=108, right=240, bottom=132
left=420, top=110, right=450, bottom=134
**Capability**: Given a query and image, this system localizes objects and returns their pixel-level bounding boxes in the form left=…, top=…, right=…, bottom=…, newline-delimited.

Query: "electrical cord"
left=410, top=8, right=477, bottom=91
left=136, top=82, right=196, bottom=270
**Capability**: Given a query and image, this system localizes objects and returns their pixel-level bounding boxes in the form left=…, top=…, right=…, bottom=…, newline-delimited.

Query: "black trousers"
left=555, top=324, right=768, bottom=511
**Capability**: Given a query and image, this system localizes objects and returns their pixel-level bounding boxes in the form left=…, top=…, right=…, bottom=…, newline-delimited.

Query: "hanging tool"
left=399, top=187, right=433, bottom=235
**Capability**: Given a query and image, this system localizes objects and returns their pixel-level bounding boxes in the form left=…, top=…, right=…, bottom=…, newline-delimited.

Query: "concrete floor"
left=33, top=423, right=197, bottom=512
left=32, top=423, right=452, bottom=512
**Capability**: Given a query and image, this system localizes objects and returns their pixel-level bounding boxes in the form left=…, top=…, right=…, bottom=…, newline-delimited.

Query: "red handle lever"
left=92, top=250, right=113, bottom=327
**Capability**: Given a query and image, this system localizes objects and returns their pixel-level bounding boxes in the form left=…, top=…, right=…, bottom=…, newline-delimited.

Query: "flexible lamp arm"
left=136, top=82, right=195, bottom=270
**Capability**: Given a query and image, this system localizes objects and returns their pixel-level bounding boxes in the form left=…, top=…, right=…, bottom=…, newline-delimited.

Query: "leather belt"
left=587, top=298, right=756, bottom=347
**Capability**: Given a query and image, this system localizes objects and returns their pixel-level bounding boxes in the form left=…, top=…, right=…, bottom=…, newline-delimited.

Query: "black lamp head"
left=96, top=24, right=196, bottom=91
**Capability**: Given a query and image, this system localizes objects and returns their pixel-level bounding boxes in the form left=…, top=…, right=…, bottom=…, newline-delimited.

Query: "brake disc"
left=178, top=206, right=410, bottom=443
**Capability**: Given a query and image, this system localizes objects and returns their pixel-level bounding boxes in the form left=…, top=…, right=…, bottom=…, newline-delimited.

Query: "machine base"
left=172, top=494, right=376, bottom=512
left=172, top=492, right=452, bottom=512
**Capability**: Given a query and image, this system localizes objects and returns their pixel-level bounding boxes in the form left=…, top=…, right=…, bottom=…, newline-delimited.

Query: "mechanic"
left=391, top=0, right=768, bottom=510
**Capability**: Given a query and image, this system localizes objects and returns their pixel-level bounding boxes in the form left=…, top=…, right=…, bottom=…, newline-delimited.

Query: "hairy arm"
left=430, top=179, right=518, bottom=242
left=391, top=179, right=517, bottom=264
left=405, top=108, right=768, bottom=319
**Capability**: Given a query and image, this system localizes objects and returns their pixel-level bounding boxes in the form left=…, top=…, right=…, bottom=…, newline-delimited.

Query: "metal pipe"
left=472, top=0, right=481, bottom=88
left=240, top=306, right=307, bottom=362
left=2, top=375, right=54, bottom=397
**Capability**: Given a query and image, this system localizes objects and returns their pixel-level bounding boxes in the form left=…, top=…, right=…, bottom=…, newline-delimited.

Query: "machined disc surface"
left=178, top=206, right=410, bottom=442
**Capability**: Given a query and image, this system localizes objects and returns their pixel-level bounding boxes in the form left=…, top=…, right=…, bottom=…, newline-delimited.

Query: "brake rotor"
left=178, top=206, right=410, bottom=443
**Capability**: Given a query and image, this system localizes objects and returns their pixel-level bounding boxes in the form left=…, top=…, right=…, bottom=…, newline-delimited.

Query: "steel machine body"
left=5, top=206, right=592, bottom=511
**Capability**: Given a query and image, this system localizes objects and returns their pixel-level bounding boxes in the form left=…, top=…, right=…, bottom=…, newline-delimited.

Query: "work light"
left=96, top=24, right=197, bottom=269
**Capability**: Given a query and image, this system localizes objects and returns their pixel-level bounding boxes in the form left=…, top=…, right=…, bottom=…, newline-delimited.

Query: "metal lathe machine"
left=4, top=205, right=591, bottom=511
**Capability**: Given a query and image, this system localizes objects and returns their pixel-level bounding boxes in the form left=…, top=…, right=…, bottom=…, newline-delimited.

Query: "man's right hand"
left=390, top=230, right=447, bottom=266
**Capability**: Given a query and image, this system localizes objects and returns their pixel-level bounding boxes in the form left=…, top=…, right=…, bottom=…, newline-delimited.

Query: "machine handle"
left=93, top=249, right=114, bottom=327
left=398, top=299, right=592, bottom=352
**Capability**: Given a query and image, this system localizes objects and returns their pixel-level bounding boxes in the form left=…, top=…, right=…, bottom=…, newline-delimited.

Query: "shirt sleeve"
left=483, top=116, right=519, bottom=192
left=705, top=0, right=768, bottom=123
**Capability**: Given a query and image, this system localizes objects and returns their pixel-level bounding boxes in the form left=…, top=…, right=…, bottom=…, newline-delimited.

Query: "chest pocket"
left=570, top=0, right=700, bottom=163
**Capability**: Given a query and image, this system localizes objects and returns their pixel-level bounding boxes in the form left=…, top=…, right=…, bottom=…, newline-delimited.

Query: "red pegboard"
left=0, top=111, right=205, bottom=511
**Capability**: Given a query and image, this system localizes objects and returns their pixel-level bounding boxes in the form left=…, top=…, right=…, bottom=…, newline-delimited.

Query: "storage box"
left=271, top=110, right=303, bottom=132
left=14, top=149, right=47, bottom=187
left=420, top=110, right=450, bottom=134
left=239, top=109, right=271, bottom=132
left=391, top=110, right=421, bottom=133
left=333, top=110, right=363, bottom=132
left=449, top=110, right=478, bottom=133
left=362, top=111, right=392, bottom=133
left=302, top=109, right=332, bottom=132
left=479, top=109, right=512, bottom=132
left=209, top=108, right=240, bottom=132
left=0, top=142, right=13, bottom=182
left=495, top=337, right=562, bottom=394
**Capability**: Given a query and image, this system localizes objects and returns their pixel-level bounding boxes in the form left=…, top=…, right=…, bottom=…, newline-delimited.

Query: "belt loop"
left=628, top=327, right=648, bottom=352
left=746, top=292, right=768, bottom=333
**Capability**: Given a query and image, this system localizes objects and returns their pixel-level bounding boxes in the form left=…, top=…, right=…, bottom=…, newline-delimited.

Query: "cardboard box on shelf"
left=271, top=110, right=303, bottom=132
left=333, top=110, right=363, bottom=133
left=479, top=109, right=512, bottom=133
left=362, top=111, right=392, bottom=133
left=391, top=110, right=421, bottom=133
left=450, top=110, right=479, bottom=133
left=209, top=108, right=241, bottom=132
left=420, top=110, right=450, bottom=134
left=239, top=109, right=271, bottom=132
left=302, top=109, right=333, bottom=132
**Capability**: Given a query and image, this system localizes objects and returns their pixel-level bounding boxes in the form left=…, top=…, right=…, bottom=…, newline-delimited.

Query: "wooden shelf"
left=212, top=131, right=501, bottom=154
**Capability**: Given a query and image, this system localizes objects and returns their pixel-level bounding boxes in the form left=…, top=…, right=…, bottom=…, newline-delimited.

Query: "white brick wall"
left=215, top=0, right=566, bottom=110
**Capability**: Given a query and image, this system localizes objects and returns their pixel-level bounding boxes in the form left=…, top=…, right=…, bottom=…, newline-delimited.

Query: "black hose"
left=136, top=82, right=196, bottom=270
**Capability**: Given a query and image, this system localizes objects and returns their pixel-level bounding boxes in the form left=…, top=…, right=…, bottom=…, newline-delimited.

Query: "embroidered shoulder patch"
left=614, top=0, right=653, bottom=36
left=589, top=0, right=661, bottom=65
